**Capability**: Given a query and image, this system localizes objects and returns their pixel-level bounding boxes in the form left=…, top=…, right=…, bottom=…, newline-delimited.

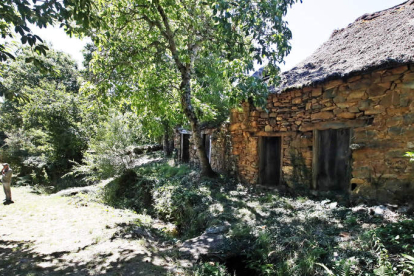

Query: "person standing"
left=1, top=163, right=13, bottom=204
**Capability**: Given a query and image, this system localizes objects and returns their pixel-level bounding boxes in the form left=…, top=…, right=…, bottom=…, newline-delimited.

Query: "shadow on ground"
left=0, top=239, right=168, bottom=276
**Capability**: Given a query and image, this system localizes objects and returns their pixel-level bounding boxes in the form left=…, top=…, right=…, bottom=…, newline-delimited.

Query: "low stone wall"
left=230, top=64, right=414, bottom=204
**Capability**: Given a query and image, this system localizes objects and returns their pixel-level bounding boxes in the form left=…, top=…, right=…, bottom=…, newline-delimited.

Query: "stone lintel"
left=254, top=131, right=293, bottom=137
left=299, top=118, right=373, bottom=132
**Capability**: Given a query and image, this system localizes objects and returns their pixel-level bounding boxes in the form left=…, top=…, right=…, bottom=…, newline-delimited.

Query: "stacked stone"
left=229, top=64, right=414, bottom=203
left=177, top=124, right=238, bottom=177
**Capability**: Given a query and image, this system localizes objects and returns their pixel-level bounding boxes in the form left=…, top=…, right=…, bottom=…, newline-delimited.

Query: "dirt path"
left=0, top=186, right=184, bottom=276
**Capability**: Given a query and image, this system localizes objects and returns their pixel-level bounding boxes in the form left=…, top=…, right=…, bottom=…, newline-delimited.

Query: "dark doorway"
left=202, top=134, right=211, bottom=163
left=259, top=137, right=282, bottom=186
left=316, top=128, right=351, bottom=191
left=181, top=134, right=190, bottom=163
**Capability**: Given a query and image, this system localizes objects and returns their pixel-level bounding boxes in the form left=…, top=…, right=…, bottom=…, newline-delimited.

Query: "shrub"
left=102, top=169, right=154, bottom=211
left=192, top=262, right=231, bottom=276
left=71, top=110, right=149, bottom=181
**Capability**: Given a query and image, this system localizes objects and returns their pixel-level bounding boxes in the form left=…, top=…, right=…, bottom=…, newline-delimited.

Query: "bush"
left=71, top=110, right=150, bottom=181
left=372, top=220, right=414, bottom=255
left=192, top=262, right=231, bottom=276
left=102, top=169, right=154, bottom=211
left=101, top=163, right=219, bottom=237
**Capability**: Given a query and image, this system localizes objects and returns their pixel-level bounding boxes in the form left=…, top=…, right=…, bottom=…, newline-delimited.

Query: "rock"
left=312, top=88, right=322, bottom=97
left=205, top=223, right=231, bottom=235
left=348, top=106, right=360, bottom=113
left=358, top=99, right=373, bottom=111
left=311, top=112, right=334, bottom=120
left=321, top=199, right=331, bottom=206
left=292, top=97, right=302, bottom=104
left=336, top=102, right=355, bottom=108
left=337, top=112, right=356, bottom=119
left=389, top=65, right=408, bottom=75
left=348, top=79, right=372, bottom=91
left=348, top=90, right=367, bottom=100
left=328, top=202, right=338, bottom=209
left=260, top=112, right=269, bottom=119
left=397, top=205, right=413, bottom=214
left=386, top=204, right=398, bottom=211
left=324, top=79, right=343, bottom=90
left=131, top=227, right=154, bottom=240
left=371, top=205, right=387, bottom=216
left=351, top=178, right=365, bottom=185
left=179, top=233, right=227, bottom=260
left=364, top=106, right=384, bottom=115
left=352, top=206, right=368, bottom=215
left=333, top=95, right=346, bottom=103
left=321, top=106, right=336, bottom=111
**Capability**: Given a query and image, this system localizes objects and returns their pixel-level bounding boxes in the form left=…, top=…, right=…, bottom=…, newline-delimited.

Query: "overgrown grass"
left=102, top=162, right=241, bottom=238
left=100, top=159, right=414, bottom=276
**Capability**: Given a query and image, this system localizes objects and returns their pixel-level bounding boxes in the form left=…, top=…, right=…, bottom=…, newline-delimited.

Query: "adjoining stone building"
left=230, top=0, right=414, bottom=203
left=175, top=1, right=414, bottom=203
left=174, top=124, right=238, bottom=176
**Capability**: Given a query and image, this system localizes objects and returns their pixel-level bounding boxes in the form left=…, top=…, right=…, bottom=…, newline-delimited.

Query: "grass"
left=6, top=154, right=413, bottom=276
left=105, top=159, right=413, bottom=276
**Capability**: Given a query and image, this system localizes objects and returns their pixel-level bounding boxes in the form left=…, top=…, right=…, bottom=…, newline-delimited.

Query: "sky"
left=280, top=0, right=405, bottom=71
left=12, top=0, right=409, bottom=71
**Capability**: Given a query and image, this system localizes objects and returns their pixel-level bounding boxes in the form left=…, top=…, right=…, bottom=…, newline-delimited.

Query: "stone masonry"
left=230, top=64, right=414, bottom=204
left=174, top=124, right=238, bottom=176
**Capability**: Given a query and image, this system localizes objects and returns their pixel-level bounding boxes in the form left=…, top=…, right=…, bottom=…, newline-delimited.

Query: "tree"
left=0, top=0, right=98, bottom=63
left=0, top=45, right=81, bottom=101
left=90, top=0, right=300, bottom=176
left=0, top=47, right=96, bottom=182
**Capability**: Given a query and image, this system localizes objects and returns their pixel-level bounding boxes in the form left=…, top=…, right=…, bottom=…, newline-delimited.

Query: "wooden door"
left=259, top=137, right=282, bottom=186
left=181, top=134, right=190, bottom=163
left=316, top=128, right=351, bottom=191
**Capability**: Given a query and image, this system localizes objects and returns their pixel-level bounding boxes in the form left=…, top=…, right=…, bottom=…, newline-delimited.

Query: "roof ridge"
left=272, top=1, right=414, bottom=94
left=354, top=0, right=412, bottom=23
left=330, top=1, right=411, bottom=40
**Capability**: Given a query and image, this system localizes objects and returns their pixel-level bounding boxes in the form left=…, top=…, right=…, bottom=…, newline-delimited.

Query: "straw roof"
left=273, top=0, right=414, bottom=93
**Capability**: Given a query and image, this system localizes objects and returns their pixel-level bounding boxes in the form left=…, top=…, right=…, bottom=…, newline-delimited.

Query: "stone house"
left=174, top=124, right=237, bottom=175
left=174, top=1, right=414, bottom=203
left=230, top=1, right=414, bottom=203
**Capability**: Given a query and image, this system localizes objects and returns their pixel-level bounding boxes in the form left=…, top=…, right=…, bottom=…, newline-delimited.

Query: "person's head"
left=2, top=163, right=9, bottom=170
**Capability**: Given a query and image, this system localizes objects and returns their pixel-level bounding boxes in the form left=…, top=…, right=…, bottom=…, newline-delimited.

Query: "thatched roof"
left=273, top=0, right=414, bottom=93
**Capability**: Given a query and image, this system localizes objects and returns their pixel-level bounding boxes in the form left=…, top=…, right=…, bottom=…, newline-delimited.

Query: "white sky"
left=30, top=25, right=91, bottom=69
left=6, top=0, right=408, bottom=71
left=280, top=0, right=405, bottom=71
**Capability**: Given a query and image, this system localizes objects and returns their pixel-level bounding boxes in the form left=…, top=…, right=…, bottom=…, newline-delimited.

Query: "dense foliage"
left=0, top=47, right=95, bottom=186
left=88, top=0, right=301, bottom=176
left=100, top=158, right=414, bottom=276
left=71, top=109, right=154, bottom=181
left=0, top=0, right=98, bottom=64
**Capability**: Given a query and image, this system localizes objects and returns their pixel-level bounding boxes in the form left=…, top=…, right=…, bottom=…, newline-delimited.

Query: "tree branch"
left=153, top=0, right=186, bottom=74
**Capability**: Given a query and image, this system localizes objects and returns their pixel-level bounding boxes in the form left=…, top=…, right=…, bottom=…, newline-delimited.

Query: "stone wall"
left=174, top=124, right=238, bottom=176
left=230, top=64, right=414, bottom=204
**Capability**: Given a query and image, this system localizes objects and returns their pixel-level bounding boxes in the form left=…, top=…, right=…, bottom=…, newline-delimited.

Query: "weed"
left=192, top=262, right=231, bottom=276
left=345, top=214, right=358, bottom=226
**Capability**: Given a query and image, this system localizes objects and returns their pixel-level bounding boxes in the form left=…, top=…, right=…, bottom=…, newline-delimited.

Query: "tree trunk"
left=162, top=120, right=172, bottom=157
left=180, top=73, right=216, bottom=177
left=153, top=1, right=215, bottom=177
